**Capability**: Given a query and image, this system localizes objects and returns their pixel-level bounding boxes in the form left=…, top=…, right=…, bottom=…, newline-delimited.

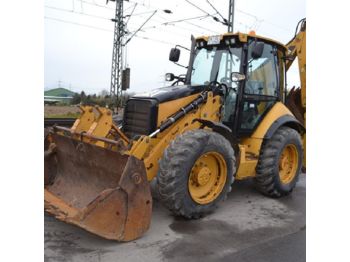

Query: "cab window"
left=246, top=42, right=279, bottom=97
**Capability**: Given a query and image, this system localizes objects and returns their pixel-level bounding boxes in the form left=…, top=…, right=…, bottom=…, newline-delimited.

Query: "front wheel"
left=157, top=129, right=236, bottom=218
left=255, top=126, right=303, bottom=197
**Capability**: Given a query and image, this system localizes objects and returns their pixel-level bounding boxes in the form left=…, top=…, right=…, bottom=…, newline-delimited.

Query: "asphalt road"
left=45, top=174, right=306, bottom=262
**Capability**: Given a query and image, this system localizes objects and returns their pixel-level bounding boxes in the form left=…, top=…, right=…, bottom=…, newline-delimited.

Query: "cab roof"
left=195, top=32, right=287, bottom=51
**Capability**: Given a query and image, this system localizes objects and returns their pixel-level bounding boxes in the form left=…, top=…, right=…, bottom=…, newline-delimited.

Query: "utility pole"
left=107, top=0, right=160, bottom=111
left=228, top=0, right=235, bottom=32
left=226, top=0, right=235, bottom=85
left=109, top=0, right=125, bottom=110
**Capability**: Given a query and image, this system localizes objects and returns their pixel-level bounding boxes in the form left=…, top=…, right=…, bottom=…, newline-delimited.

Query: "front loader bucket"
left=44, top=133, right=152, bottom=241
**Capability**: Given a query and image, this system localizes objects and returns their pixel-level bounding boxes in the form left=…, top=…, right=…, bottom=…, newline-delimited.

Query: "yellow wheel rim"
left=279, top=144, right=299, bottom=184
left=188, top=152, right=227, bottom=204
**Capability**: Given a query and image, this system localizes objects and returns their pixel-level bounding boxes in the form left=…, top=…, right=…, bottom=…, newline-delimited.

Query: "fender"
left=264, top=114, right=305, bottom=140
left=194, top=118, right=237, bottom=145
left=194, top=119, right=241, bottom=172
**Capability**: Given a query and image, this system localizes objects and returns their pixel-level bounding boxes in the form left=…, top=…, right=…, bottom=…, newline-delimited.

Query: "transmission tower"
left=228, top=0, right=235, bottom=32
left=109, top=0, right=125, bottom=109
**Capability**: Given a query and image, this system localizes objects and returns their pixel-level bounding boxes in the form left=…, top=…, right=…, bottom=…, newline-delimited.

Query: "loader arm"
left=285, top=18, right=306, bottom=167
left=285, top=18, right=306, bottom=114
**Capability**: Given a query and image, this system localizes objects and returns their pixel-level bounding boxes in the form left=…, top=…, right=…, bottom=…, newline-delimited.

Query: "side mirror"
left=165, top=73, right=175, bottom=81
left=169, top=48, right=180, bottom=62
left=251, top=42, right=264, bottom=59
left=231, top=72, right=246, bottom=82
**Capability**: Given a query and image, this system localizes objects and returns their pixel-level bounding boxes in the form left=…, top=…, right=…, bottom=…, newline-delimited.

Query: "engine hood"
left=132, top=85, right=205, bottom=103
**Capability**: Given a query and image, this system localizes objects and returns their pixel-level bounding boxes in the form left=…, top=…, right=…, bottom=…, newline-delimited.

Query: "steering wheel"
left=208, top=81, right=228, bottom=98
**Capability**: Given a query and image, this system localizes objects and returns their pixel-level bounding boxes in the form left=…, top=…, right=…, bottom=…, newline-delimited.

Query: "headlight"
left=224, top=37, right=236, bottom=46
left=196, top=41, right=205, bottom=48
left=165, top=73, right=175, bottom=81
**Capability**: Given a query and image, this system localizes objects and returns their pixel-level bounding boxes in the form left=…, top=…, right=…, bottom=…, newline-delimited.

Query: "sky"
left=44, top=0, right=305, bottom=95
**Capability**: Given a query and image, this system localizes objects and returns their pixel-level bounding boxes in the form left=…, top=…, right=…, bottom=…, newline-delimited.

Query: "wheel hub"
left=193, top=166, right=211, bottom=186
left=188, top=152, right=227, bottom=204
left=279, top=144, right=298, bottom=184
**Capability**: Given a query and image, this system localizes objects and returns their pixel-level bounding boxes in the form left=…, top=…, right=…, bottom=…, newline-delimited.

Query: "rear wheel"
left=158, top=129, right=236, bottom=218
left=255, top=126, right=303, bottom=197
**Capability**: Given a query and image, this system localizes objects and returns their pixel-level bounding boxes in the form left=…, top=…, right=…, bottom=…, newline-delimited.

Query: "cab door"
left=237, top=41, right=282, bottom=136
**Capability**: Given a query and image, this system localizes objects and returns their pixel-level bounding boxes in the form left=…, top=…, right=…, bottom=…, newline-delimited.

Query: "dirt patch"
left=44, top=106, right=81, bottom=118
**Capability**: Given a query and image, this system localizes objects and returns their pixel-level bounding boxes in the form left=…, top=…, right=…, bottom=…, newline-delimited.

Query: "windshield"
left=190, top=45, right=242, bottom=87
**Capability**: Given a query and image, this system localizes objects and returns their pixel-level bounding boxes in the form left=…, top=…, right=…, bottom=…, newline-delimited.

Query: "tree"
left=86, top=95, right=92, bottom=105
left=71, top=93, right=81, bottom=105
left=80, top=91, right=87, bottom=104
left=99, top=89, right=109, bottom=98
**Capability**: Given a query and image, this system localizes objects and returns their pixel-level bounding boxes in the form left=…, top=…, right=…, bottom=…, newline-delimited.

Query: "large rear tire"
left=255, top=126, right=303, bottom=197
left=158, top=129, right=236, bottom=218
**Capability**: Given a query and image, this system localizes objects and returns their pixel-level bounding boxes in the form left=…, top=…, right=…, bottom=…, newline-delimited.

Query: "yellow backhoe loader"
left=44, top=18, right=306, bottom=241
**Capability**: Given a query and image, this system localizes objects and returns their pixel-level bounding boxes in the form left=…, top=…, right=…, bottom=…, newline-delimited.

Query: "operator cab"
left=167, top=33, right=287, bottom=137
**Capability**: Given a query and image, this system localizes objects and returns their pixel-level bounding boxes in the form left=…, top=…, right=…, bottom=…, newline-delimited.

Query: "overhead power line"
left=45, top=16, right=112, bottom=32
left=45, top=13, right=216, bottom=42
left=184, top=0, right=230, bottom=26
left=235, top=8, right=290, bottom=32
left=45, top=2, right=256, bottom=44
left=184, top=20, right=220, bottom=34
left=147, top=11, right=222, bottom=35
left=125, top=3, right=137, bottom=26
left=45, top=5, right=111, bottom=21
left=126, top=9, right=157, bottom=18
left=79, top=0, right=115, bottom=11
left=125, top=10, right=157, bottom=45
left=45, top=14, right=181, bottom=47
left=184, top=0, right=211, bottom=16
left=48, top=1, right=287, bottom=37
left=119, top=0, right=231, bottom=37
left=134, top=35, right=181, bottom=46
left=128, top=0, right=172, bottom=14
left=159, top=14, right=210, bottom=26
left=127, top=14, right=210, bottom=34
left=206, top=0, right=228, bottom=25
